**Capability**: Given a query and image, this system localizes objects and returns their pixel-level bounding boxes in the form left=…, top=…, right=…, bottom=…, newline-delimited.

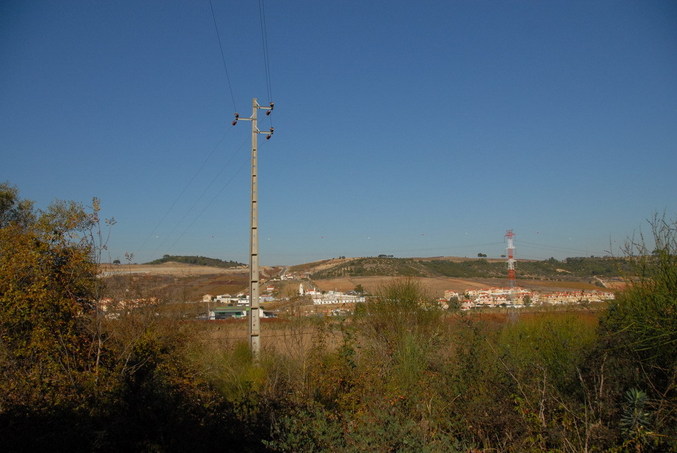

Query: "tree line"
left=311, top=256, right=630, bottom=280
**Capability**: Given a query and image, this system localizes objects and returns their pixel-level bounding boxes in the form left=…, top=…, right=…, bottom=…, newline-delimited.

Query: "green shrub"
left=598, top=214, right=677, bottom=447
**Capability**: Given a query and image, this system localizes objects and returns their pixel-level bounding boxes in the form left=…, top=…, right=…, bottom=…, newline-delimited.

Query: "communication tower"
left=505, top=230, right=516, bottom=289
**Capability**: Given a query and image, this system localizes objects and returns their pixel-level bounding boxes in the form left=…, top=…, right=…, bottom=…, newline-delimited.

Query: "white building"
left=312, top=290, right=366, bottom=305
left=452, top=287, right=615, bottom=309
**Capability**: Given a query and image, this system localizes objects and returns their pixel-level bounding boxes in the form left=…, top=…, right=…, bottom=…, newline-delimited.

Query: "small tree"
left=0, top=186, right=99, bottom=410
left=448, top=296, right=461, bottom=310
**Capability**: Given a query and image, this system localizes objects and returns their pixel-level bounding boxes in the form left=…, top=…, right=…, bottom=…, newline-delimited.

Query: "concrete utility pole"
left=233, top=98, right=274, bottom=358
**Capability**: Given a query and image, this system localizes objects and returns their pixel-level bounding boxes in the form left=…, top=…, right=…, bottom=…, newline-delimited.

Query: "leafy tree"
left=0, top=186, right=275, bottom=450
left=0, top=182, right=35, bottom=228
left=448, top=295, right=461, bottom=310
left=0, top=187, right=99, bottom=411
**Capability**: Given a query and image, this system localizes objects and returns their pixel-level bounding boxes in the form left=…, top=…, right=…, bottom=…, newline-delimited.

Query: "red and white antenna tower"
left=505, top=230, right=516, bottom=289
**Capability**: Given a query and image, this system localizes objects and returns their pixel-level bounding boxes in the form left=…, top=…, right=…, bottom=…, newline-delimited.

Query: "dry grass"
left=101, top=262, right=248, bottom=276
left=190, top=306, right=604, bottom=359
left=189, top=318, right=343, bottom=356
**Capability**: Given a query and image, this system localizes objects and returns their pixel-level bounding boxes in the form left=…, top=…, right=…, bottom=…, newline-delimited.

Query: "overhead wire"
left=518, top=239, right=605, bottom=256
left=258, top=0, right=273, bottom=104
left=148, top=1, right=276, bottom=259
left=152, top=135, right=249, bottom=255
left=262, top=239, right=609, bottom=262
left=262, top=242, right=508, bottom=261
left=133, top=2, right=278, bottom=263
left=257, top=0, right=275, bottom=134
left=135, top=127, right=233, bottom=256
left=210, top=0, right=238, bottom=113
left=361, top=242, right=506, bottom=256
left=167, top=150, right=249, bottom=252
left=136, top=0, right=243, bottom=258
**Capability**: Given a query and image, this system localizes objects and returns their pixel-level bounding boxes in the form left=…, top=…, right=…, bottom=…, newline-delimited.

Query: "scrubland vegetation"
left=310, top=255, right=630, bottom=280
left=1, top=184, right=675, bottom=452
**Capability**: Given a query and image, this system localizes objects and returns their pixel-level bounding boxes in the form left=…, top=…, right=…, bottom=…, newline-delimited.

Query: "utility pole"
left=233, top=98, right=274, bottom=358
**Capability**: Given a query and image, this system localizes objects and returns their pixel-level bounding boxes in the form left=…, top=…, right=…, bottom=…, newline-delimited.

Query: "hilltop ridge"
left=146, top=255, right=244, bottom=268
left=290, top=255, right=628, bottom=281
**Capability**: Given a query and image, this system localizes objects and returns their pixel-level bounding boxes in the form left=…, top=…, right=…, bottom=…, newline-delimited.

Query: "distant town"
left=200, top=281, right=614, bottom=320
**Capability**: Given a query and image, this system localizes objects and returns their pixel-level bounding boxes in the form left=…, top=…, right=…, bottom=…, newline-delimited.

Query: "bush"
left=597, top=215, right=677, bottom=449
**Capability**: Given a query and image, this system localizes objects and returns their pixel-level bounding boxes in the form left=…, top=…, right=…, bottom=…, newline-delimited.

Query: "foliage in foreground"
left=1, top=185, right=675, bottom=452
left=0, top=184, right=264, bottom=451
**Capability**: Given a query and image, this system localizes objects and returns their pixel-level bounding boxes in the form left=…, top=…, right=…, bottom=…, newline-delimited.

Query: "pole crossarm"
left=232, top=101, right=274, bottom=139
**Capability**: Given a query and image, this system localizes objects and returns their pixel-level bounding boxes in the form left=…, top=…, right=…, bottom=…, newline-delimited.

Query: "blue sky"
left=2, top=1, right=676, bottom=265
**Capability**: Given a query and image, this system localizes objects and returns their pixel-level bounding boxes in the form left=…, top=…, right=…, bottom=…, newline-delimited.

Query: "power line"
left=166, top=146, right=249, bottom=253
left=260, top=242, right=508, bottom=261
left=258, top=0, right=273, bottom=104
left=136, top=127, right=234, bottom=256
left=519, top=239, right=604, bottom=256
left=150, top=134, right=248, bottom=255
left=209, top=0, right=238, bottom=113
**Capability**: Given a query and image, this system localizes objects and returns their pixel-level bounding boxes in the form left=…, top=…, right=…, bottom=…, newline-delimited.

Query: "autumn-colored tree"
left=0, top=184, right=269, bottom=451
left=0, top=183, right=99, bottom=410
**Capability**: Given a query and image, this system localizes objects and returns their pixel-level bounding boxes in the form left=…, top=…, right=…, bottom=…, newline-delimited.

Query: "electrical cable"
left=166, top=147, right=249, bottom=253
left=210, top=0, right=238, bottom=113
left=258, top=0, right=273, bottom=104
left=136, top=127, right=233, bottom=256
left=137, top=2, right=275, bottom=261
left=257, top=0, right=275, bottom=133
left=150, top=135, right=248, bottom=255
left=519, top=240, right=604, bottom=256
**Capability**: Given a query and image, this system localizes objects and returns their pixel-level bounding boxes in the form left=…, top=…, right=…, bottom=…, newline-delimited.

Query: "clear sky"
left=2, top=1, right=676, bottom=265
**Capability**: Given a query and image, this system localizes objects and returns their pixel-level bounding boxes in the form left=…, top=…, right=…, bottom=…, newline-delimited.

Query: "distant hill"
left=146, top=255, right=244, bottom=268
left=298, top=256, right=630, bottom=280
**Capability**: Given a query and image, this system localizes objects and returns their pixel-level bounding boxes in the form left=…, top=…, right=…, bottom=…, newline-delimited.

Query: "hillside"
left=98, top=255, right=628, bottom=302
left=297, top=256, right=630, bottom=281
left=146, top=255, right=244, bottom=268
